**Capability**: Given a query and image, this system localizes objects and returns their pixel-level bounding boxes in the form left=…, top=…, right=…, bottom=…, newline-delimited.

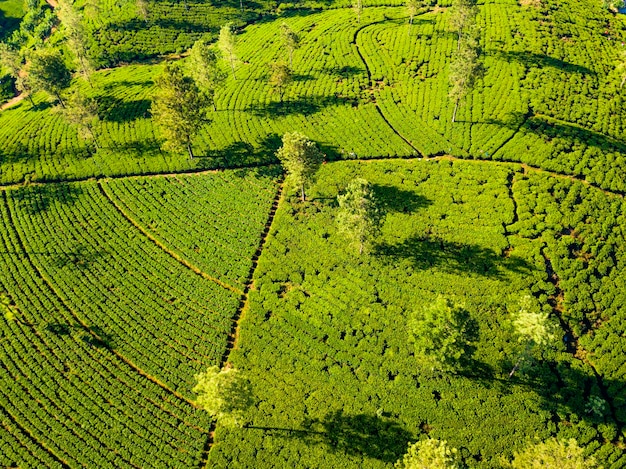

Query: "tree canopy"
left=193, top=365, right=254, bottom=427
left=25, top=48, right=72, bottom=107
left=218, top=23, right=238, bottom=80
left=268, top=61, right=292, bottom=103
left=276, top=131, right=324, bottom=202
left=150, top=63, right=210, bottom=159
left=395, top=439, right=462, bottom=469
left=337, top=178, right=383, bottom=255
left=280, top=22, right=300, bottom=68
left=507, top=438, right=597, bottom=469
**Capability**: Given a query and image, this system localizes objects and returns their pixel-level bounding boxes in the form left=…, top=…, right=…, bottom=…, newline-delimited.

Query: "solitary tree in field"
left=280, top=22, right=300, bottom=68
left=450, top=0, right=477, bottom=49
left=188, top=39, right=226, bottom=110
left=151, top=63, right=210, bottom=159
left=136, top=0, right=149, bottom=23
left=395, top=439, right=461, bottom=469
left=508, top=295, right=555, bottom=378
left=337, top=178, right=383, bottom=255
left=62, top=89, right=100, bottom=150
left=408, top=296, right=471, bottom=371
left=25, top=48, right=72, bottom=107
left=449, top=29, right=480, bottom=123
left=57, top=0, right=94, bottom=84
left=276, top=132, right=324, bottom=202
left=193, top=366, right=254, bottom=427
left=352, top=0, right=363, bottom=23
left=406, top=0, right=421, bottom=32
left=218, top=23, right=238, bottom=80
left=506, top=438, right=597, bottom=469
left=268, top=62, right=292, bottom=103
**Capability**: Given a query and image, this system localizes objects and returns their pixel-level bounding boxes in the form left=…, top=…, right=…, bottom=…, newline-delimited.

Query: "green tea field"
left=0, top=0, right=625, bottom=466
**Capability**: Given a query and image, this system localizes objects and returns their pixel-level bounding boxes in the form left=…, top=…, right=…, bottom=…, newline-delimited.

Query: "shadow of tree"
left=8, top=184, right=84, bottom=215
left=494, top=50, right=596, bottom=75
left=97, top=96, right=152, bottom=123
left=248, top=95, right=356, bottom=118
left=46, top=322, right=114, bottom=349
left=371, top=184, right=432, bottom=214
left=49, top=244, right=106, bottom=271
left=374, top=235, right=533, bottom=278
left=247, top=411, right=412, bottom=463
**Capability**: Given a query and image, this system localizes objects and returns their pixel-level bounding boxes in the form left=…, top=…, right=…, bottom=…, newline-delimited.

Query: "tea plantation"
left=1, top=0, right=626, bottom=466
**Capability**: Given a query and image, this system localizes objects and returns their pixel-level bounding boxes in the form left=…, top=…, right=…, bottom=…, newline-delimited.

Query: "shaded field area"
left=209, top=159, right=626, bottom=468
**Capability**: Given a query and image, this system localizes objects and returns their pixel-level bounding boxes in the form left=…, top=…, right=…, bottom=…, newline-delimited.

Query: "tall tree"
left=507, top=438, right=597, bottom=468
left=25, top=48, right=72, bottom=107
left=450, top=0, right=477, bottom=49
left=193, top=366, right=254, bottom=428
left=352, top=0, right=363, bottom=23
left=268, top=61, right=292, bottom=104
left=406, top=0, right=421, bottom=32
left=449, top=28, right=480, bottom=123
left=136, top=0, right=149, bottom=23
left=336, top=178, right=383, bottom=255
left=188, top=39, right=226, bottom=111
left=280, top=22, right=300, bottom=68
left=218, top=23, right=238, bottom=80
left=0, top=43, right=22, bottom=79
left=150, top=63, right=210, bottom=159
left=276, top=131, right=324, bottom=202
left=508, top=295, right=555, bottom=378
left=62, top=89, right=100, bottom=150
left=408, top=296, right=472, bottom=371
left=56, top=0, right=94, bottom=84
left=395, top=439, right=461, bottom=469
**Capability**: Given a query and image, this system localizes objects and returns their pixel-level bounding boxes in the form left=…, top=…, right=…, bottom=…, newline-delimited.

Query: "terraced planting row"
left=0, top=168, right=279, bottom=467
left=209, top=159, right=625, bottom=468
left=103, top=167, right=280, bottom=290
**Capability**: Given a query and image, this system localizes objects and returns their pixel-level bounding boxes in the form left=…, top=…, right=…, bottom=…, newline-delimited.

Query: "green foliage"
left=151, top=63, right=209, bottom=158
left=276, top=131, right=323, bottom=201
left=395, top=439, right=461, bottom=469
left=408, top=296, right=472, bottom=371
left=507, top=438, right=598, bottom=469
left=336, top=178, right=383, bottom=255
left=61, top=88, right=100, bottom=149
left=219, top=22, right=238, bottom=80
left=193, top=366, right=255, bottom=427
left=280, top=22, right=300, bottom=68
left=187, top=38, right=226, bottom=108
left=268, top=61, right=293, bottom=103
left=56, top=0, right=94, bottom=82
left=24, top=48, right=71, bottom=106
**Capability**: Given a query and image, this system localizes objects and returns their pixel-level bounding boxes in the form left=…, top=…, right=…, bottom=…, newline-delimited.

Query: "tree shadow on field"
left=200, top=132, right=283, bottom=168
left=247, top=410, right=412, bottom=463
left=46, top=322, right=114, bottom=349
left=248, top=95, right=356, bottom=118
left=371, top=184, right=432, bottom=214
left=323, top=65, right=365, bottom=81
left=8, top=184, right=84, bottom=215
left=50, top=244, right=106, bottom=271
left=494, top=50, right=595, bottom=75
left=97, top=96, right=152, bottom=123
left=374, top=235, right=533, bottom=278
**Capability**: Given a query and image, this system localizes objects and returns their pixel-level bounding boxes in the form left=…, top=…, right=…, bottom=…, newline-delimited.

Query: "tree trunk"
left=55, top=92, right=66, bottom=108
left=301, top=184, right=305, bottom=202
left=187, top=141, right=194, bottom=160
left=27, top=94, right=35, bottom=108
left=508, top=359, right=521, bottom=378
left=359, top=241, right=364, bottom=255
left=621, top=75, right=626, bottom=88
left=452, top=99, right=459, bottom=123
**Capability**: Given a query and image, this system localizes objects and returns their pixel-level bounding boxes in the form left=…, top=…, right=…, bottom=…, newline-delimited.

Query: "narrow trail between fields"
left=98, top=181, right=244, bottom=295
left=197, top=179, right=284, bottom=469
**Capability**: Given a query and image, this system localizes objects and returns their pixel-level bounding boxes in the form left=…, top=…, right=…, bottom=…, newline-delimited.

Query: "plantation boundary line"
left=1, top=192, right=200, bottom=411
left=540, top=249, right=623, bottom=430
left=98, top=181, right=243, bottom=295
left=198, top=179, right=284, bottom=469
left=352, top=16, right=425, bottom=157
left=1, top=403, right=70, bottom=468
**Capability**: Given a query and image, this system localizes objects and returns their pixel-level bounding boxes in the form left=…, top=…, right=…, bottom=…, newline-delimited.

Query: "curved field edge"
left=208, top=159, right=626, bottom=468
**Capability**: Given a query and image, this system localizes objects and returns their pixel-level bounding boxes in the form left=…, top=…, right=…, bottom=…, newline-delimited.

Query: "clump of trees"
left=24, top=48, right=72, bottom=107
left=276, top=131, right=324, bottom=202
left=408, top=296, right=473, bottom=371
left=188, top=39, right=226, bottom=111
left=150, top=63, right=210, bottom=159
left=395, top=439, right=462, bottom=469
left=336, top=178, right=383, bottom=255
left=193, top=365, right=254, bottom=427
left=505, top=438, right=597, bottom=468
